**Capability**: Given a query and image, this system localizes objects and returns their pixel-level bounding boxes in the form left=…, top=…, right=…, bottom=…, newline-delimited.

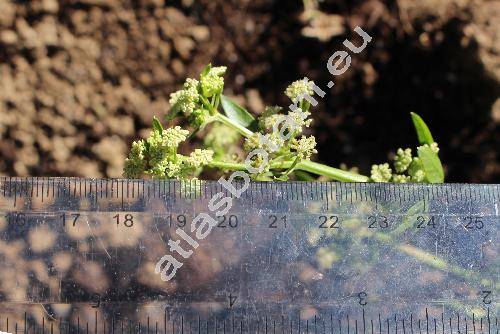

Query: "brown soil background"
left=0, top=0, right=498, bottom=182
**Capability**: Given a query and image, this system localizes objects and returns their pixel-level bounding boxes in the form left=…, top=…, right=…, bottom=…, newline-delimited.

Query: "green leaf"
left=201, top=63, right=212, bottom=77
left=220, top=95, right=256, bottom=128
left=152, top=116, right=164, bottom=133
left=165, top=103, right=181, bottom=122
left=417, top=145, right=444, bottom=183
left=411, top=112, right=434, bottom=145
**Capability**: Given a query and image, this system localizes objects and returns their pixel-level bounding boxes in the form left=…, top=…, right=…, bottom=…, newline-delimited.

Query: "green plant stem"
left=208, top=160, right=247, bottom=171
left=272, top=160, right=369, bottom=182
left=298, top=161, right=369, bottom=182
left=209, top=159, right=369, bottom=182
left=210, top=111, right=369, bottom=182
left=213, top=113, right=254, bottom=137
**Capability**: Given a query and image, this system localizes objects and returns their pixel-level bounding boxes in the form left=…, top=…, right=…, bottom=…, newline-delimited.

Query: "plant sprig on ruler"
left=124, top=65, right=444, bottom=183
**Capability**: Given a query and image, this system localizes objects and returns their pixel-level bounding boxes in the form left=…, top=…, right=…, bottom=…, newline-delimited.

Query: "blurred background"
left=0, top=0, right=498, bottom=182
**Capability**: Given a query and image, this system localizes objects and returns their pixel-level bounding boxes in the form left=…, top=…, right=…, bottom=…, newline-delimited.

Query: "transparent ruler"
left=0, top=178, right=498, bottom=334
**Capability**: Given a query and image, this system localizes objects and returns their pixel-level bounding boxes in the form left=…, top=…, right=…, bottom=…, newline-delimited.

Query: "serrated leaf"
left=220, top=95, right=256, bottom=128
left=152, top=116, right=163, bottom=133
left=417, top=145, right=444, bottom=183
left=411, top=112, right=434, bottom=145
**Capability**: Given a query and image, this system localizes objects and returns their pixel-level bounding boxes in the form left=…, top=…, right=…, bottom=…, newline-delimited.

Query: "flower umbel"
left=124, top=124, right=211, bottom=179
left=290, top=135, right=318, bottom=160
left=285, top=78, right=315, bottom=102
left=187, top=149, right=214, bottom=168
left=123, top=141, right=146, bottom=178
left=162, top=126, right=189, bottom=148
left=169, top=78, right=200, bottom=116
left=394, top=148, right=412, bottom=173
left=370, top=163, right=393, bottom=182
left=201, top=66, right=227, bottom=97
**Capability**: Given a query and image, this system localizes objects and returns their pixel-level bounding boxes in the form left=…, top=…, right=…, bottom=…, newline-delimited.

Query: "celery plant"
left=124, top=65, right=444, bottom=183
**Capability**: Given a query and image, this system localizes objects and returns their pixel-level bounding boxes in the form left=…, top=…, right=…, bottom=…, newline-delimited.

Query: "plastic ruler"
left=0, top=178, right=498, bottom=334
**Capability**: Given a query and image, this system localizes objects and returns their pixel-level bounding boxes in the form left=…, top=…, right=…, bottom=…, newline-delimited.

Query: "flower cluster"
left=241, top=79, right=319, bottom=180
left=285, top=78, right=315, bottom=102
left=290, top=136, right=318, bottom=160
left=124, top=64, right=443, bottom=184
left=123, top=126, right=213, bottom=179
left=370, top=143, right=440, bottom=183
left=125, top=64, right=229, bottom=180
left=168, top=78, right=200, bottom=116
left=168, top=65, right=227, bottom=127
left=200, top=66, right=227, bottom=97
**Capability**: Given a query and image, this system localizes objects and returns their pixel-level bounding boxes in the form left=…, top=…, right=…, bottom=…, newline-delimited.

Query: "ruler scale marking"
left=0, top=178, right=497, bottom=332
